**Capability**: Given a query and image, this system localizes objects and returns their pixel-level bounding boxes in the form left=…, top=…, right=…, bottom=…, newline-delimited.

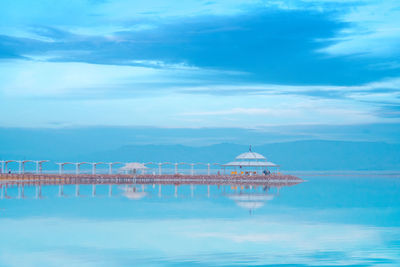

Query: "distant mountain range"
left=80, top=141, right=400, bottom=171
left=1, top=138, right=399, bottom=170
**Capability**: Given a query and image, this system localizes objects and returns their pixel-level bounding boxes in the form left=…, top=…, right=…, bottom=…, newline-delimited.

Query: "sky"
left=0, top=0, right=399, bottom=132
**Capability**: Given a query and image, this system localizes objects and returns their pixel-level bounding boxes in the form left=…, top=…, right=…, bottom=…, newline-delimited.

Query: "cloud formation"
left=0, top=0, right=399, bottom=128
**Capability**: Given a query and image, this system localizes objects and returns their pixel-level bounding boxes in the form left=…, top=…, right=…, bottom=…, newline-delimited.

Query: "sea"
left=0, top=173, right=399, bottom=266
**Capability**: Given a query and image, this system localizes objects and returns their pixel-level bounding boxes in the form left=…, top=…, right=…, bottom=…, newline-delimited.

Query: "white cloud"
left=0, top=59, right=221, bottom=98
left=316, top=0, right=400, bottom=57
left=0, top=59, right=399, bottom=128
left=183, top=108, right=296, bottom=116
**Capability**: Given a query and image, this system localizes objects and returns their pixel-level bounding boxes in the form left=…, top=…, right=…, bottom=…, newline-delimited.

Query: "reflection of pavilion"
left=227, top=193, right=275, bottom=212
left=123, top=186, right=147, bottom=199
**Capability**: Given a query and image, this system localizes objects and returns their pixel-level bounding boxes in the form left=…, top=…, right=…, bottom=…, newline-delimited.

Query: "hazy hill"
left=77, top=141, right=400, bottom=171
left=1, top=127, right=400, bottom=170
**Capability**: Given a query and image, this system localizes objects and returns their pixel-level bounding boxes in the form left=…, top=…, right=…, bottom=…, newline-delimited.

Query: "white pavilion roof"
left=224, top=147, right=279, bottom=167
left=223, top=161, right=278, bottom=167
left=120, top=162, right=148, bottom=170
left=235, top=151, right=266, bottom=160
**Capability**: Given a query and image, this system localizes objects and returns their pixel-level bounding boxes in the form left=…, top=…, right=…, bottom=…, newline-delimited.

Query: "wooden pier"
left=0, top=173, right=302, bottom=187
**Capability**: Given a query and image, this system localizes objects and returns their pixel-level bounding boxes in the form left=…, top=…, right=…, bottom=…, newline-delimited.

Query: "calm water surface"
left=1, top=175, right=400, bottom=266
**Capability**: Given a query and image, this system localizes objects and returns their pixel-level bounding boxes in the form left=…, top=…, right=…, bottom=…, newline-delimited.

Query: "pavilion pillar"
left=174, top=163, right=178, bottom=175
left=0, top=161, right=4, bottom=174
left=92, top=164, right=96, bottom=175
left=207, top=163, right=210, bottom=175
left=191, top=164, right=194, bottom=176
left=18, top=161, right=22, bottom=174
left=158, top=163, right=162, bottom=175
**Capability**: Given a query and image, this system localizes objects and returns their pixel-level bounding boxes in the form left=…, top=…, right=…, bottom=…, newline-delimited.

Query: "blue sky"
left=1, top=0, right=399, bottom=129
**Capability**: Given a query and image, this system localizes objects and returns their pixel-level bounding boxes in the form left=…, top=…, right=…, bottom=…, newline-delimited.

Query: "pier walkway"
left=0, top=173, right=302, bottom=187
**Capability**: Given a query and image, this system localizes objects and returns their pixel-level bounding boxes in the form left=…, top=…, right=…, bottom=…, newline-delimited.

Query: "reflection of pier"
left=0, top=174, right=301, bottom=200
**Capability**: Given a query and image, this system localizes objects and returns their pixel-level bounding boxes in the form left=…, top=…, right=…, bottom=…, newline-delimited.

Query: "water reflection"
left=1, top=177, right=400, bottom=266
left=0, top=179, right=299, bottom=202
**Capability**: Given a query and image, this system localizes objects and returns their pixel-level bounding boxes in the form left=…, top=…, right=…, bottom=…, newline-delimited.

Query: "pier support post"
left=18, top=161, right=22, bottom=174
left=158, top=184, right=162, bottom=198
left=56, top=163, right=63, bottom=175
left=92, top=164, right=96, bottom=175
left=92, top=184, right=96, bottom=197
left=174, top=185, right=178, bottom=198
left=108, top=163, right=112, bottom=175
left=207, top=185, right=210, bottom=198
left=191, top=184, right=194, bottom=198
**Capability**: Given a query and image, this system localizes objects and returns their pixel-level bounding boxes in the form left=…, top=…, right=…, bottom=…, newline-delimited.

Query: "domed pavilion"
left=222, top=146, right=279, bottom=175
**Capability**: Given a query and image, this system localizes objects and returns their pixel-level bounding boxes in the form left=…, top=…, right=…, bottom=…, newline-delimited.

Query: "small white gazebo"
left=222, top=146, right=279, bottom=175
left=119, top=162, right=148, bottom=174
